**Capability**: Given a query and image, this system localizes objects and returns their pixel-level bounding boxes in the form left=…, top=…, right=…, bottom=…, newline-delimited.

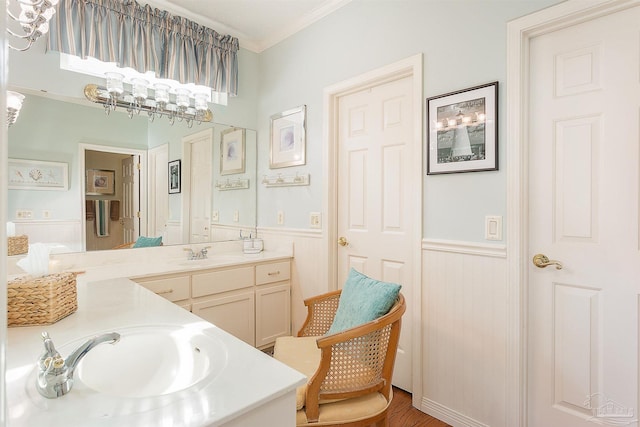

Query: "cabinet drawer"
left=192, top=266, right=254, bottom=298
left=137, top=276, right=190, bottom=302
left=256, top=261, right=291, bottom=285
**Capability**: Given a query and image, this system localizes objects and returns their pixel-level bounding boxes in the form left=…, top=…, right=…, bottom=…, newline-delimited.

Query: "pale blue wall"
left=255, top=0, right=561, bottom=241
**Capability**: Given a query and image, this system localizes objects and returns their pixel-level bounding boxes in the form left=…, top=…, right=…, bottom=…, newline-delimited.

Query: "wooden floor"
left=389, top=387, right=451, bottom=427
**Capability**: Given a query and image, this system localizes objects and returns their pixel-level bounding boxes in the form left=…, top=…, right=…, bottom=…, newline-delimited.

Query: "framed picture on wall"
left=270, top=105, right=306, bottom=169
left=168, top=159, right=181, bottom=194
left=86, top=169, right=115, bottom=195
left=426, top=81, right=498, bottom=175
left=220, top=127, right=246, bottom=175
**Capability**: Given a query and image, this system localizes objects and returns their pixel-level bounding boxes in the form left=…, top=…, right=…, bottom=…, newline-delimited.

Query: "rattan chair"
left=274, top=290, right=406, bottom=427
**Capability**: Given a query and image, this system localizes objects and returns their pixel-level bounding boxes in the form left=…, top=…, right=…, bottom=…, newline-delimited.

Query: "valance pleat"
left=48, top=0, right=239, bottom=95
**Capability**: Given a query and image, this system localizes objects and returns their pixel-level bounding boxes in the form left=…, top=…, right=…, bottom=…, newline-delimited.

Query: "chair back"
left=306, top=293, right=406, bottom=413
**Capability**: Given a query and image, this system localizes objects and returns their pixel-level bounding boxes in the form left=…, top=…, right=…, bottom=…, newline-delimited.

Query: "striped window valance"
left=48, top=0, right=239, bottom=96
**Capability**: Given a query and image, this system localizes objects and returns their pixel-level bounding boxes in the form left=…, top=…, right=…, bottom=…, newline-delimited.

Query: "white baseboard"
left=422, top=398, right=490, bottom=427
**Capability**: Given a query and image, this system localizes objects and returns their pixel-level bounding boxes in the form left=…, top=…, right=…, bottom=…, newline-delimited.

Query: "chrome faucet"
left=184, top=246, right=211, bottom=260
left=36, top=331, right=120, bottom=398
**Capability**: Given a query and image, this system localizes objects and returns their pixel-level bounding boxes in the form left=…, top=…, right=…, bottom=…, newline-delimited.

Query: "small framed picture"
left=168, top=159, right=181, bottom=194
left=86, top=169, right=115, bottom=195
left=270, top=105, right=306, bottom=169
left=427, top=81, right=498, bottom=174
left=220, top=127, right=246, bottom=175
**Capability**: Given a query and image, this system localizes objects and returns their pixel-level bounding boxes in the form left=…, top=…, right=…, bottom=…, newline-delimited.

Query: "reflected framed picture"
left=8, top=158, right=69, bottom=191
left=86, top=169, right=115, bottom=195
left=220, top=127, right=246, bottom=175
left=168, top=159, right=181, bottom=194
left=427, top=81, right=498, bottom=175
left=270, top=105, right=306, bottom=169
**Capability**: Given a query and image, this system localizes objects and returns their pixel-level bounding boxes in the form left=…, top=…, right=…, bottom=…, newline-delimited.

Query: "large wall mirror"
left=7, top=49, right=257, bottom=254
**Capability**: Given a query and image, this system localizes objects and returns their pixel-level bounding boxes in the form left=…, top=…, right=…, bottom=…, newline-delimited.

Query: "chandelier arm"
left=7, top=27, right=42, bottom=40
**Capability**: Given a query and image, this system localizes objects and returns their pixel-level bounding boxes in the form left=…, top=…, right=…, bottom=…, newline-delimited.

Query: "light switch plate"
left=233, top=210, right=239, bottom=222
left=485, top=215, right=503, bottom=241
left=212, top=210, right=219, bottom=222
left=277, top=211, right=284, bottom=225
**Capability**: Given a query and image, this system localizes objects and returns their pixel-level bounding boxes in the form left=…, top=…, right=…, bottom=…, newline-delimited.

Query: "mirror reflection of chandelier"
left=6, top=0, right=59, bottom=51
left=7, top=91, right=25, bottom=126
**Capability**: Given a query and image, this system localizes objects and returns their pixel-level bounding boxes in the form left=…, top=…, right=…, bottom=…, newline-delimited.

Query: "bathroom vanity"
left=6, top=247, right=306, bottom=426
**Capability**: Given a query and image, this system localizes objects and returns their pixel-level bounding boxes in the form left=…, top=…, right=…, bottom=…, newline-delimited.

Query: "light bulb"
left=175, top=88, right=190, bottom=109
left=153, top=83, right=170, bottom=105
left=194, top=92, right=208, bottom=111
left=131, top=78, right=149, bottom=100
left=7, top=91, right=25, bottom=111
left=36, top=21, right=49, bottom=35
left=105, top=72, right=124, bottom=96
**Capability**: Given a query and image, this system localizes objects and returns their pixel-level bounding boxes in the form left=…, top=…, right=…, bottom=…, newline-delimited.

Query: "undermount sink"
left=65, top=325, right=226, bottom=398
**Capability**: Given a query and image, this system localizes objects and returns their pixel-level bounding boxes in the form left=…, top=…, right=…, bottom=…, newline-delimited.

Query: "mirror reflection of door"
left=181, top=129, right=213, bottom=244
left=121, top=155, right=140, bottom=244
left=84, top=149, right=141, bottom=251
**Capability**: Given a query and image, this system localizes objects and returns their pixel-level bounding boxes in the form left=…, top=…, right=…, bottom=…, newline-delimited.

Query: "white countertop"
left=7, top=251, right=306, bottom=427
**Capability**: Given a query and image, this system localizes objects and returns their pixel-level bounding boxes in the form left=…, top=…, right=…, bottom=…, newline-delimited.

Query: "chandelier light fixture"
left=84, top=72, right=213, bottom=128
left=7, top=91, right=25, bottom=126
left=6, top=0, right=59, bottom=51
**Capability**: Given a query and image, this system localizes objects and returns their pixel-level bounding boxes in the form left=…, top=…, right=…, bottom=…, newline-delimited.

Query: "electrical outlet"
left=212, top=210, right=219, bottom=222
left=16, top=210, right=32, bottom=219
left=310, top=212, right=321, bottom=229
left=233, top=210, right=239, bottom=222
left=42, top=210, right=51, bottom=219
left=277, top=211, right=284, bottom=225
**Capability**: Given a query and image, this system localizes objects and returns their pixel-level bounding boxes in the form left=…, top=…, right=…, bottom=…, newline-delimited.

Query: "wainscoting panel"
left=13, top=220, right=82, bottom=252
left=422, top=239, right=507, bottom=427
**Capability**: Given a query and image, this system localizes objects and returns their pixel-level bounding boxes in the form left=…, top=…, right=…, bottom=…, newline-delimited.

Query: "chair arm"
left=297, top=289, right=342, bottom=337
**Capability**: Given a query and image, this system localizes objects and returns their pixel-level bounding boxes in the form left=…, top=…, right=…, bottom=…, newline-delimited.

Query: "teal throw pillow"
left=326, top=268, right=401, bottom=335
left=133, top=236, right=163, bottom=248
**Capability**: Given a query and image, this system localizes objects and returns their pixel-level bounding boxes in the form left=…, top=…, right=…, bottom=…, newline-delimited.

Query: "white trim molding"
left=423, top=238, right=506, bottom=258
left=506, top=1, right=640, bottom=426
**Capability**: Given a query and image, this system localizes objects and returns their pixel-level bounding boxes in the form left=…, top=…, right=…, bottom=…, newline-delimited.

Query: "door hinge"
left=136, top=211, right=141, bottom=218
left=136, top=163, right=141, bottom=170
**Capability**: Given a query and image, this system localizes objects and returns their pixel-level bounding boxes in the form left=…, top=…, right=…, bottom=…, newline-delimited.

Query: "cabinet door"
left=192, top=290, right=255, bottom=346
left=255, top=283, right=291, bottom=349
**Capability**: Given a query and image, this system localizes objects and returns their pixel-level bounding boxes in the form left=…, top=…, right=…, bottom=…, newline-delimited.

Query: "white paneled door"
left=528, top=6, right=640, bottom=427
left=337, top=75, right=413, bottom=391
left=188, top=131, right=213, bottom=243
left=121, top=155, right=139, bottom=244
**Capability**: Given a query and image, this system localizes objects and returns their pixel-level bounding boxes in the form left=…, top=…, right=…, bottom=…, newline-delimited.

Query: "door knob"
left=338, top=236, right=349, bottom=247
left=532, top=254, right=563, bottom=270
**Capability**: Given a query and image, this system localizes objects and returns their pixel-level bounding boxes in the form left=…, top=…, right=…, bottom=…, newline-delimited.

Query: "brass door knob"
left=532, top=253, right=563, bottom=270
left=338, top=236, right=349, bottom=247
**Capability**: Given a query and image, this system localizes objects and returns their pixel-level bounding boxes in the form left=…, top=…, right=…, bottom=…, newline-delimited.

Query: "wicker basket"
left=8, top=235, right=28, bottom=256
left=7, top=272, right=78, bottom=327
